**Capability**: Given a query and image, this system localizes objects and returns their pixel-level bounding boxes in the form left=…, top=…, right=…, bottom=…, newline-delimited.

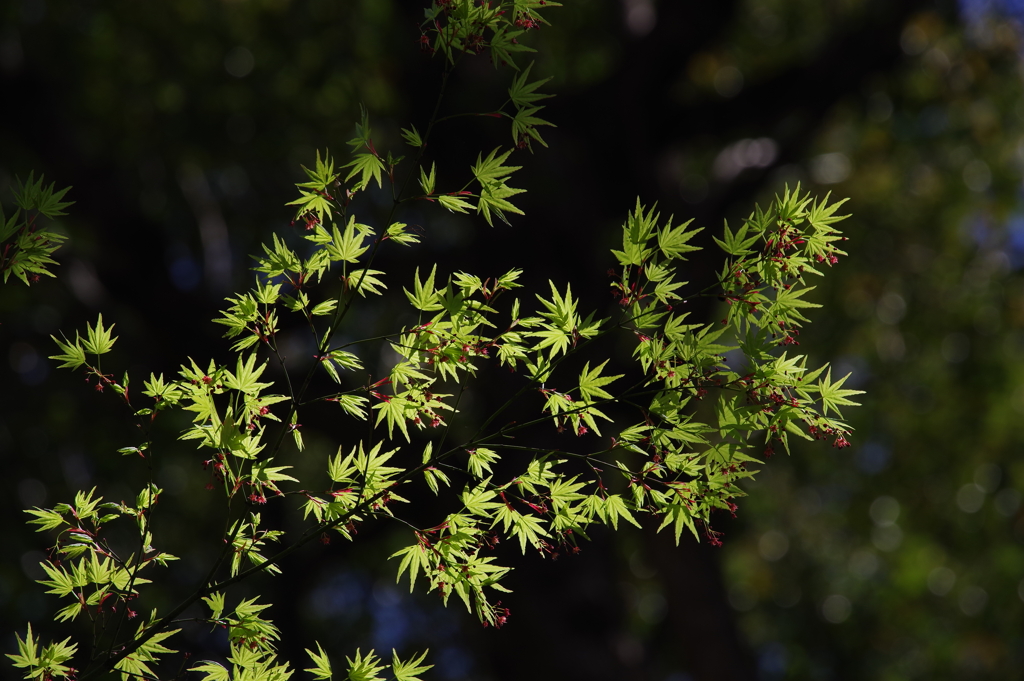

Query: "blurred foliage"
left=5, top=0, right=1024, bottom=679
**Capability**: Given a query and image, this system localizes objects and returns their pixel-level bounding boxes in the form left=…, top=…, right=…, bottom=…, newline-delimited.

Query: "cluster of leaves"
left=15, top=479, right=179, bottom=679
left=421, top=0, right=560, bottom=68
left=605, top=190, right=862, bottom=545
left=0, top=172, right=72, bottom=285
left=7, top=4, right=859, bottom=681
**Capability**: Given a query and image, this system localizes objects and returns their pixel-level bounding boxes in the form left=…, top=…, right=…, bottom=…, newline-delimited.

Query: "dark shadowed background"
left=4, top=0, right=1024, bottom=679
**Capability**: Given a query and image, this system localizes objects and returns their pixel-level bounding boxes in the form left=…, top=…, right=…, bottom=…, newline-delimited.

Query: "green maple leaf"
left=817, top=367, right=863, bottom=416
left=392, top=650, right=433, bottom=681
